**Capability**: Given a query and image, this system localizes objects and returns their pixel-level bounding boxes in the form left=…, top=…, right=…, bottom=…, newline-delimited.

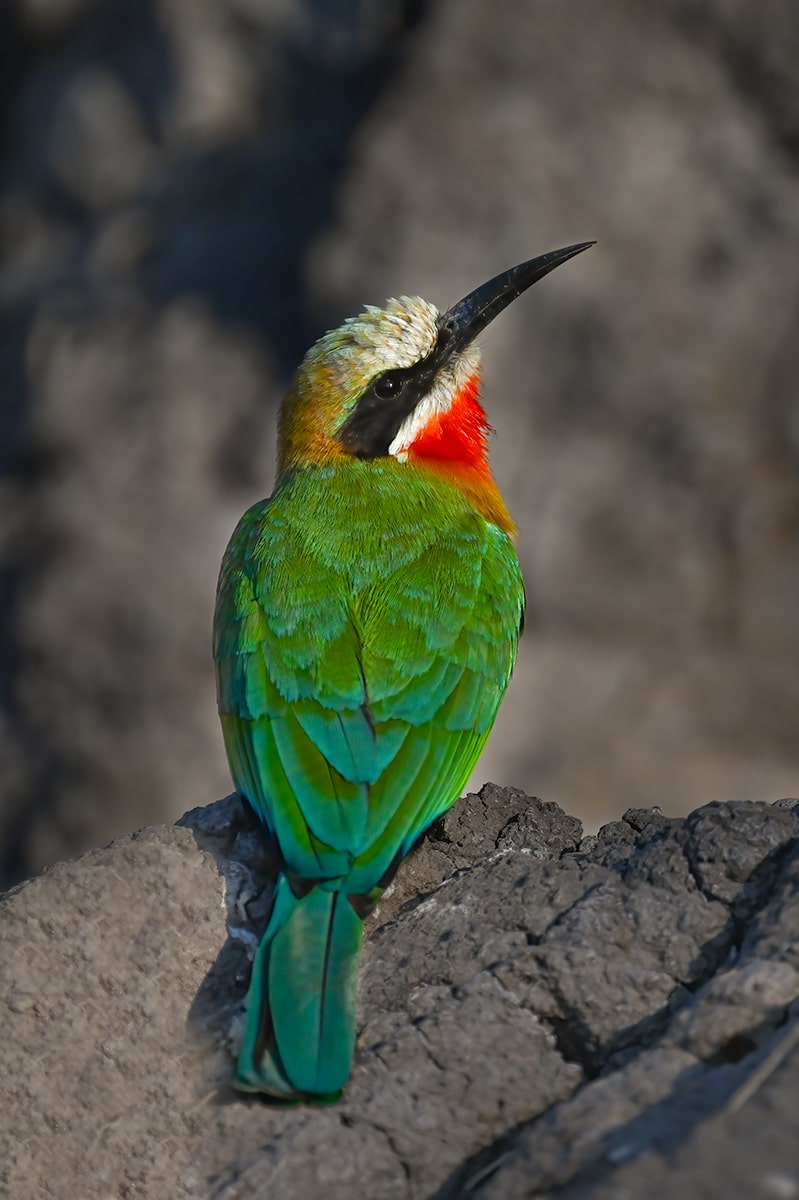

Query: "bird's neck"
left=403, top=374, right=517, bottom=535
left=402, top=372, right=489, bottom=472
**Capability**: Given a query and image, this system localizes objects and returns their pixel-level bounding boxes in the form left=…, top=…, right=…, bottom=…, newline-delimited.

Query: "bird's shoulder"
left=213, top=461, right=523, bottom=683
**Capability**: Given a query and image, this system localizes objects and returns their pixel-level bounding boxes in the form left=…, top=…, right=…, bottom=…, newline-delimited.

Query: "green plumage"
left=213, top=458, right=523, bottom=1098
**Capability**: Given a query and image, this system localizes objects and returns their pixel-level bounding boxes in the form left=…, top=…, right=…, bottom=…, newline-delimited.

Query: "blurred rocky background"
left=1, top=0, right=798, bottom=886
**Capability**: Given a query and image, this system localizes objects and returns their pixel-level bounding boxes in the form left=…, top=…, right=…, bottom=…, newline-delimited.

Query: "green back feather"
left=214, top=459, right=523, bottom=891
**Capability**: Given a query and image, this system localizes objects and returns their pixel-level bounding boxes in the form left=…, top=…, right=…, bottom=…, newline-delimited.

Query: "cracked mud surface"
left=1, top=786, right=798, bottom=1199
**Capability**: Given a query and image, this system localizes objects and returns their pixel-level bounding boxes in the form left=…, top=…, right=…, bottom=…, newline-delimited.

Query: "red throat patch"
left=405, top=373, right=491, bottom=475
left=405, top=372, right=517, bottom=534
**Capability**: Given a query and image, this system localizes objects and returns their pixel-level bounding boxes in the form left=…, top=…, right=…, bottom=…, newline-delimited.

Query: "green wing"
left=214, top=472, right=523, bottom=895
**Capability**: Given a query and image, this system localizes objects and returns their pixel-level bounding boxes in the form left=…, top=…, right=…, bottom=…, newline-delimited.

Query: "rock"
left=1, top=784, right=797, bottom=1199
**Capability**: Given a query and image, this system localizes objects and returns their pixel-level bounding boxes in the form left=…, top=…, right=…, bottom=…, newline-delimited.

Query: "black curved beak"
left=436, top=242, right=595, bottom=359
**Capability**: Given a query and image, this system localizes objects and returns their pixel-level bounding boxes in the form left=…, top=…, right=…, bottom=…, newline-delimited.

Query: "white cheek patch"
left=389, top=345, right=481, bottom=460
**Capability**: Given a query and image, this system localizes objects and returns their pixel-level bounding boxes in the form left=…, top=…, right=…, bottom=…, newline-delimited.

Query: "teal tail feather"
left=233, top=874, right=363, bottom=1099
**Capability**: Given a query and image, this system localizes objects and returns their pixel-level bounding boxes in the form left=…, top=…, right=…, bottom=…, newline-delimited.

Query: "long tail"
left=233, top=873, right=363, bottom=1099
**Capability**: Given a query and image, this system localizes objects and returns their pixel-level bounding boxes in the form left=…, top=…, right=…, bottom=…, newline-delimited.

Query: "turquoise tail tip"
left=232, top=874, right=364, bottom=1100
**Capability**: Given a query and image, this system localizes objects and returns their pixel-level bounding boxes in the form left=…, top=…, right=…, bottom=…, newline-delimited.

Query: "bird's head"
left=278, top=243, right=593, bottom=519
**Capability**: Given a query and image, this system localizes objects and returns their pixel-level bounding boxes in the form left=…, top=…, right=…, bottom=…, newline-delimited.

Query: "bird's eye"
left=373, top=373, right=404, bottom=400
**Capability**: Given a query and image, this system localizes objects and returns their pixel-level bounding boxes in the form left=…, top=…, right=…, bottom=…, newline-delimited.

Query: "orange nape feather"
left=406, top=374, right=517, bottom=535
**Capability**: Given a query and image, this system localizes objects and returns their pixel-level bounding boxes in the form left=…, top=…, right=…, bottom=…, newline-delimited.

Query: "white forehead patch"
left=306, top=295, right=440, bottom=378
left=352, top=296, right=440, bottom=367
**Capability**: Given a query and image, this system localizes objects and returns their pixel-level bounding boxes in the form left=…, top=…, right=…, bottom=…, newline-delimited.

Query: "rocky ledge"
left=1, top=786, right=798, bottom=1199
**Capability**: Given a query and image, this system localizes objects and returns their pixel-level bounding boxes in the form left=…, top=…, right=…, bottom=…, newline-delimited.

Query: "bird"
left=213, top=242, right=593, bottom=1100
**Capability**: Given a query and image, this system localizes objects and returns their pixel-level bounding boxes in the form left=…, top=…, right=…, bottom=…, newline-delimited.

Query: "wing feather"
left=214, top=472, right=523, bottom=894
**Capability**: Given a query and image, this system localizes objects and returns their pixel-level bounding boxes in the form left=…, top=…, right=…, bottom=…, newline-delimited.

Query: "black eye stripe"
left=337, top=312, right=463, bottom=458
left=338, top=355, right=440, bottom=458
